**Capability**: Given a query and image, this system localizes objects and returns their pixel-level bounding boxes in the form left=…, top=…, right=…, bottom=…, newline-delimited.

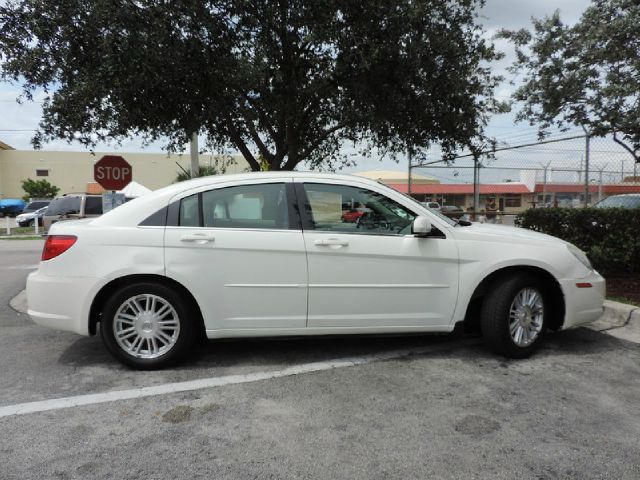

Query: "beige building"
left=0, top=140, right=248, bottom=199
left=352, top=169, right=439, bottom=185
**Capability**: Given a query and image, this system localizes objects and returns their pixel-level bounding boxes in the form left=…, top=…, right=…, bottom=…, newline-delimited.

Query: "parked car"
left=341, top=208, right=366, bottom=223
left=0, top=198, right=27, bottom=217
left=594, top=194, right=640, bottom=209
left=22, top=199, right=51, bottom=214
left=16, top=206, right=48, bottom=227
left=440, top=205, right=465, bottom=219
left=42, top=193, right=104, bottom=230
left=421, top=201, right=441, bottom=211
left=27, top=172, right=604, bottom=369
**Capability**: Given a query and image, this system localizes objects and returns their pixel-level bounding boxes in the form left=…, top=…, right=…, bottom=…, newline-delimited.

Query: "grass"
left=0, top=225, right=45, bottom=240
left=0, top=236, right=44, bottom=240
left=606, top=296, right=640, bottom=307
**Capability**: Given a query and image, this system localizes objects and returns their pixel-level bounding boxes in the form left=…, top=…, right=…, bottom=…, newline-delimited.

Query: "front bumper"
left=559, top=270, right=606, bottom=329
left=26, top=270, right=101, bottom=336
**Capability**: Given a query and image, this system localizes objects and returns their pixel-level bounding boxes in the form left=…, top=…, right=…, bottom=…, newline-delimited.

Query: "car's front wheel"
left=481, top=273, right=547, bottom=358
left=100, top=282, right=196, bottom=369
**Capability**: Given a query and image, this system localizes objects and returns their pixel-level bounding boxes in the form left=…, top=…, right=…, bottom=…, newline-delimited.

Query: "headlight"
left=567, top=244, right=592, bottom=270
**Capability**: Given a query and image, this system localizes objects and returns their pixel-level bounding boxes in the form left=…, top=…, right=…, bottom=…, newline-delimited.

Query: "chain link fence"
left=408, top=134, right=640, bottom=224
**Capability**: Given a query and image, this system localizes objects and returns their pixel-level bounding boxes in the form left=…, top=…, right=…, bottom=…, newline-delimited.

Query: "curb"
left=588, top=300, right=640, bottom=344
left=9, top=289, right=28, bottom=315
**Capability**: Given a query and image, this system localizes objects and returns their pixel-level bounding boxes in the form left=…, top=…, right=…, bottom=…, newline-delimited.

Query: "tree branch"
left=244, top=118, right=274, bottom=163
left=613, top=131, right=640, bottom=162
left=223, top=115, right=261, bottom=171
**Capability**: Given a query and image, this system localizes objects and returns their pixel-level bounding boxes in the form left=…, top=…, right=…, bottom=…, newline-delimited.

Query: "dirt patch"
left=162, top=405, right=193, bottom=424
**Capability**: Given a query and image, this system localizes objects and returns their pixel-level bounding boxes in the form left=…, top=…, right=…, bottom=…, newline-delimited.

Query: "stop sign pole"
left=94, top=155, right=133, bottom=191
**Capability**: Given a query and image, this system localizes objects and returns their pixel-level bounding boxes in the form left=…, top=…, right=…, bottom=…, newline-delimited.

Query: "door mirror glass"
left=412, top=216, right=432, bottom=237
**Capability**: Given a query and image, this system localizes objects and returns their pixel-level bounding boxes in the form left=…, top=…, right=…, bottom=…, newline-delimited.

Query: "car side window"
left=301, top=183, right=416, bottom=235
left=179, top=194, right=200, bottom=227
left=178, top=183, right=290, bottom=230
left=84, top=196, right=103, bottom=215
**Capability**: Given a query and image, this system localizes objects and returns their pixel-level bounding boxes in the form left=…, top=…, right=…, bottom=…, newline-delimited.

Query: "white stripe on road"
left=0, top=346, right=441, bottom=418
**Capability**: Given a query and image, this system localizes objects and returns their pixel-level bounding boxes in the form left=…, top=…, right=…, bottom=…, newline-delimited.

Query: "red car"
left=341, top=209, right=366, bottom=223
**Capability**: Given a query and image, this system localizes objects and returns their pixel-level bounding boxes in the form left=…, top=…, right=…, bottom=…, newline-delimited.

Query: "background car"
left=421, top=201, right=441, bottom=211
left=22, top=199, right=51, bottom=214
left=0, top=198, right=27, bottom=217
left=594, top=194, right=640, bottom=209
left=16, top=206, right=48, bottom=227
left=42, top=193, right=104, bottom=230
left=440, top=205, right=464, bottom=219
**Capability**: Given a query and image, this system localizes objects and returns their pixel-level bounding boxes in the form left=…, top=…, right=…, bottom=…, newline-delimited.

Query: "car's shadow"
left=58, top=326, right=635, bottom=375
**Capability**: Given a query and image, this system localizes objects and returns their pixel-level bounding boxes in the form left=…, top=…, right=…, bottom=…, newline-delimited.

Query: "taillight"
left=42, top=235, right=77, bottom=261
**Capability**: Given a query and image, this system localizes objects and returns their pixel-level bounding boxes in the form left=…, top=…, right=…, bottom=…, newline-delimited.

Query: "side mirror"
left=412, top=216, right=432, bottom=237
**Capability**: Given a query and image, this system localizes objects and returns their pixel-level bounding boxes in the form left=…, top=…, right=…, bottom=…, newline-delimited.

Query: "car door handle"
left=180, top=233, right=215, bottom=244
left=314, top=238, right=349, bottom=247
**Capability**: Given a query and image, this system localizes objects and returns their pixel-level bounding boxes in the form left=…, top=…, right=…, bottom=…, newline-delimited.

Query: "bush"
left=21, top=178, right=60, bottom=201
left=515, top=208, right=640, bottom=274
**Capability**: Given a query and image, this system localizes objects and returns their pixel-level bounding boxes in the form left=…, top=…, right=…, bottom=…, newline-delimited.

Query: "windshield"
left=596, top=195, right=640, bottom=208
left=46, top=197, right=81, bottom=216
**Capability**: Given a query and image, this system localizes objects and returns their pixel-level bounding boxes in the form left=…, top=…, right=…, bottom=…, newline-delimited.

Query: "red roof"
left=389, top=182, right=640, bottom=195
left=389, top=183, right=531, bottom=195
left=534, top=184, right=640, bottom=194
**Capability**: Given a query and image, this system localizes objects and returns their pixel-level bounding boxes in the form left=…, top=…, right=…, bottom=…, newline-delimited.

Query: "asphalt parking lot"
left=1, top=239, right=640, bottom=479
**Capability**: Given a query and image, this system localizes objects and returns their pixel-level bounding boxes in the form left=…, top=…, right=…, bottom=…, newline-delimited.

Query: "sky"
left=1, top=0, right=617, bottom=179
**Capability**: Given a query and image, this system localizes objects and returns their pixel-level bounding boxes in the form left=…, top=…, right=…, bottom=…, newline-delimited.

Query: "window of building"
left=504, top=194, right=521, bottom=208
left=36, top=169, right=49, bottom=177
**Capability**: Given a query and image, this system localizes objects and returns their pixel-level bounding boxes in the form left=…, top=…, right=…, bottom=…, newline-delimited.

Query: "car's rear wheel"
left=481, top=273, right=547, bottom=358
left=100, top=282, right=196, bottom=369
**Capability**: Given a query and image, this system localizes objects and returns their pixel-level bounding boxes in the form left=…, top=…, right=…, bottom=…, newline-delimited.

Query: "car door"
left=296, top=179, right=459, bottom=329
left=164, top=180, right=308, bottom=331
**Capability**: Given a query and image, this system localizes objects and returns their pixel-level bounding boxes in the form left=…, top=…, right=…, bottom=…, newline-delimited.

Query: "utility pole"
left=189, top=132, right=199, bottom=178
left=540, top=161, right=551, bottom=207
left=473, top=156, right=480, bottom=218
left=596, top=164, right=607, bottom=204
left=582, top=127, right=590, bottom=207
left=407, top=151, right=412, bottom=197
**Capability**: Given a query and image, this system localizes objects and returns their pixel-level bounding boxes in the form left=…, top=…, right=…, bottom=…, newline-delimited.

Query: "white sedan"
left=27, top=172, right=605, bottom=369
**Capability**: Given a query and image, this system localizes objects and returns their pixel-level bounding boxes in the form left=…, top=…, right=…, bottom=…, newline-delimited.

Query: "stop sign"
left=94, top=155, right=132, bottom=191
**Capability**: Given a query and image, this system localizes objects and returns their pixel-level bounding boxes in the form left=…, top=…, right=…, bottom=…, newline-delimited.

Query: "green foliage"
left=175, top=165, right=225, bottom=183
left=515, top=208, right=640, bottom=273
left=498, top=0, right=640, bottom=161
left=21, top=178, right=60, bottom=201
left=0, top=1, right=504, bottom=171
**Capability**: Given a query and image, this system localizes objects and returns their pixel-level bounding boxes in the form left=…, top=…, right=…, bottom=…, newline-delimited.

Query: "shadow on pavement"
left=57, top=326, right=634, bottom=373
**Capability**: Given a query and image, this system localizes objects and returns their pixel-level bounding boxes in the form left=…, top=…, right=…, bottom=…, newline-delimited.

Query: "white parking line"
left=0, top=346, right=439, bottom=418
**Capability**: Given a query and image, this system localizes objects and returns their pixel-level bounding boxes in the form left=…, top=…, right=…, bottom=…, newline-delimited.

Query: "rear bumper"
left=26, top=270, right=101, bottom=336
left=559, top=270, right=606, bottom=329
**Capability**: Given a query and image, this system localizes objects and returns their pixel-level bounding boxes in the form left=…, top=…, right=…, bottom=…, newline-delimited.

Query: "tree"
left=498, top=0, right=640, bottom=162
left=21, top=178, right=60, bottom=201
left=0, top=0, right=503, bottom=171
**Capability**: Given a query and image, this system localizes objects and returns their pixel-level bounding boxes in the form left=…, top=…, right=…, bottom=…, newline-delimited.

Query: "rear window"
left=25, top=201, right=50, bottom=211
left=46, top=197, right=81, bottom=216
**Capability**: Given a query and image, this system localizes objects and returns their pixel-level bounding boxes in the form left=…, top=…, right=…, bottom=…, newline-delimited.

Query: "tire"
left=100, top=282, right=197, bottom=369
left=480, top=273, right=547, bottom=359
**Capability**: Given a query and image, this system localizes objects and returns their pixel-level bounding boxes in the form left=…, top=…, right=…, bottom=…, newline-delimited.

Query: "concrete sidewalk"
left=589, top=299, right=640, bottom=344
